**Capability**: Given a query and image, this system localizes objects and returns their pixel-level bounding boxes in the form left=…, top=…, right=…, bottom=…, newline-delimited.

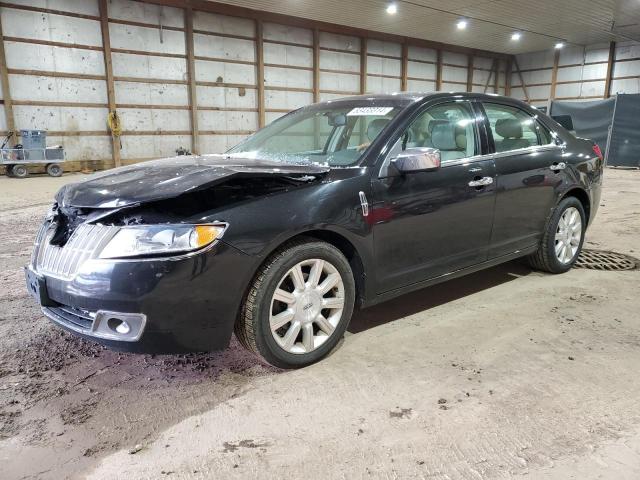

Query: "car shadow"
left=348, top=260, right=533, bottom=334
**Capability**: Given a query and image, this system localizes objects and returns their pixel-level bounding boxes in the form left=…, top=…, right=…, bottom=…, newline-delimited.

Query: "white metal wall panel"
left=199, top=134, right=249, bottom=153
left=7, top=0, right=99, bottom=16
left=196, top=86, right=257, bottom=109
left=320, top=51, right=360, bottom=72
left=194, top=34, right=255, bottom=62
left=407, top=79, right=436, bottom=92
left=193, top=11, right=255, bottom=37
left=197, top=110, right=257, bottom=131
left=264, top=43, right=313, bottom=67
left=111, top=53, right=187, bottom=80
left=195, top=60, right=255, bottom=85
left=366, top=39, right=401, bottom=57
left=9, top=75, right=108, bottom=103
left=115, top=82, right=189, bottom=106
left=263, top=23, right=312, bottom=46
left=120, top=135, right=192, bottom=159
left=108, top=0, right=184, bottom=28
left=407, top=61, right=436, bottom=80
left=319, top=32, right=360, bottom=52
left=366, top=76, right=401, bottom=93
left=557, top=64, right=607, bottom=82
left=442, top=65, right=467, bottom=83
left=5, top=43, right=105, bottom=75
left=320, top=72, right=359, bottom=92
left=264, top=90, right=313, bottom=110
left=13, top=106, right=108, bottom=131
left=46, top=135, right=112, bottom=161
left=264, top=67, right=312, bottom=89
left=611, top=78, right=640, bottom=94
left=109, top=24, right=186, bottom=55
left=118, top=108, right=191, bottom=132
left=408, top=46, right=437, bottom=63
left=366, top=56, right=401, bottom=76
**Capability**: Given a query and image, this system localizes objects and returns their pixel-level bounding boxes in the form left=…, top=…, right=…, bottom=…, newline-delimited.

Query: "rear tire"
left=527, top=196, right=586, bottom=273
left=46, top=163, right=63, bottom=177
left=235, top=239, right=355, bottom=369
left=12, top=164, right=28, bottom=178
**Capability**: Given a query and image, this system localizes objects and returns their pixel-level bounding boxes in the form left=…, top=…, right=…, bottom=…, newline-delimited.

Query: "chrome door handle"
left=468, top=176, right=493, bottom=187
left=550, top=162, right=566, bottom=171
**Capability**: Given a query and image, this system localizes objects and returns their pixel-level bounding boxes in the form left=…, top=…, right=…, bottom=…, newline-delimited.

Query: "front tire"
left=527, top=196, right=586, bottom=273
left=236, top=239, right=355, bottom=368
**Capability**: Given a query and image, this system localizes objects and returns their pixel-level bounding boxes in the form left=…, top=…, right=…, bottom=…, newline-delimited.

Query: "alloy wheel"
left=555, top=206, right=582, bottom=264
left=269, top=259, right=345, bottom=354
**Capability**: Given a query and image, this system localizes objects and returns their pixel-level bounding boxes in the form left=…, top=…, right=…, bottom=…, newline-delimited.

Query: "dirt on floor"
left=0, top=169, right=639, bottom=480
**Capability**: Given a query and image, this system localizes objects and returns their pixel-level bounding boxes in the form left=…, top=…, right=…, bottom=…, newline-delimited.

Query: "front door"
left=479, top=102, right=566, bottom=258
left=371, top=100, right=496, bottom=294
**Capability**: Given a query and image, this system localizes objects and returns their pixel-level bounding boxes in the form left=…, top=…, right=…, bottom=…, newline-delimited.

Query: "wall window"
left=483, top=103, right=552, bottom=153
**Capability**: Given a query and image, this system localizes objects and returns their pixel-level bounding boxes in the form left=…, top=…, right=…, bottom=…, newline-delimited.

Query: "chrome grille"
left=35, top=223, right=116, bottom=279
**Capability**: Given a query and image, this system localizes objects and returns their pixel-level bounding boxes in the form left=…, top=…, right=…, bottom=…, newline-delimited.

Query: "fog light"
left=107, top=317, right=131, bottom=335
left=92, top=311, right=147, bottom=342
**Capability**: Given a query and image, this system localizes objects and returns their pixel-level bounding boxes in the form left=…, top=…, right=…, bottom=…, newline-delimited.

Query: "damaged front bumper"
left=25, top=237, right=257, bottom=353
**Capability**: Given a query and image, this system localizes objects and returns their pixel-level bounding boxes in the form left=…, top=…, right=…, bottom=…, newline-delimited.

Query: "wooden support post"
left=0, top=15, right=16, bottom=146
left=98, top=0, right=121, bottom=168
left=513, top=57, right=530, bottom=102
left=185, top=7, right=199, bottom=154
left=483, top=59, right=495, bottom=93
left=604, top=41, right=616, bottom=98
left=360, top=37, right=367, bottom=94
left=400, top=40, right=408, bottom=91
left=256, top=19, right=265, bottom=128
left=435, top=49, right=443, bottom=91
left=466, top=55, right=474, bottom=92
left=505, top=59, right=512, bottom=96
left=494, top=59, right=499, bottom=93
left=549, top=49, right=560, bottom=101
left=313, top=28, right=320, bottom=102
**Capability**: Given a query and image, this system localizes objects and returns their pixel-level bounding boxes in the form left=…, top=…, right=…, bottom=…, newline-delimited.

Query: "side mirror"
left=391, top=147, right=441, bottom=174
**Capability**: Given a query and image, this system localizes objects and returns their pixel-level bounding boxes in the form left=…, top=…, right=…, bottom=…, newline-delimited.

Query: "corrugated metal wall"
left=0, top=0, right=511, bottom=172
left=511, top=41, right=640, bottom=109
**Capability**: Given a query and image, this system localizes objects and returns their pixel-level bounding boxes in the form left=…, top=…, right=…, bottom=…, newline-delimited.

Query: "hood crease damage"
left=50, top=155, right=329, bottom=246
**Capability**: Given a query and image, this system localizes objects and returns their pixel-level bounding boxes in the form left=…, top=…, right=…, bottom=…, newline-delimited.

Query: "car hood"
left=57, top=154, right=330, bottom=209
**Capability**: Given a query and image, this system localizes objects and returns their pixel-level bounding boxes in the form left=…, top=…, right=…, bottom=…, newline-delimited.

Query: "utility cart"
left=1, top=130, right=65, bottom=178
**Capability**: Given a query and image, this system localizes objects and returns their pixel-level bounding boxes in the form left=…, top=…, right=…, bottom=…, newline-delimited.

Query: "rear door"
left=479, top=101, right=567, bottom=258
left=370, top=100, right=496, bottom=293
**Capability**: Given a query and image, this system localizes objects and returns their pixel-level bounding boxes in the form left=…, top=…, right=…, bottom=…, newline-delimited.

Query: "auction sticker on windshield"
left=347, top=107, right=394, bottom=116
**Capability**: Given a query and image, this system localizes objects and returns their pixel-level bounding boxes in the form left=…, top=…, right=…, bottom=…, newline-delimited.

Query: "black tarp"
left=550, top=98, right=616, bottom=155
left=606, top=94, right=640, bottom=167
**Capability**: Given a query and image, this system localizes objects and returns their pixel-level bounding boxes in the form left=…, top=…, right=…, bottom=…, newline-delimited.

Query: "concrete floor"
left=1, top=169, right=639, bottom=480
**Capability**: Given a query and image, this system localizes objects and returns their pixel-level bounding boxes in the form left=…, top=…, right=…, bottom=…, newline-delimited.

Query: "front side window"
left=228, top=104, right=403, bottom=167
left=483, top=103, right=552, bottom=153
left=396, top=102, right=477, bottom=163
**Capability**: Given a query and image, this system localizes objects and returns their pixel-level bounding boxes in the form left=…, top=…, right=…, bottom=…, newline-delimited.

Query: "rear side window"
left=483, top=103, right=552, bottom=153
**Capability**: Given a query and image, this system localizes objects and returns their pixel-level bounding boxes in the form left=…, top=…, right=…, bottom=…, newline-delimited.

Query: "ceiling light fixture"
left=456, top=19, right=468, bottom=30
left=386, top=2, right=398, bottom=14
left=555, top=42, right=565, bottom=49
left=511, top=32, right=521, bottom=41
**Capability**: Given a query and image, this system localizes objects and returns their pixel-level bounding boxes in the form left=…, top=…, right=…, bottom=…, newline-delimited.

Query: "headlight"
left=98, top=224, right=227, bottom=259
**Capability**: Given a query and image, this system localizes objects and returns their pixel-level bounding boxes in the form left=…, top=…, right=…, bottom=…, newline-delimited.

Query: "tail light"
left=592, top=144, right=603, bottom=161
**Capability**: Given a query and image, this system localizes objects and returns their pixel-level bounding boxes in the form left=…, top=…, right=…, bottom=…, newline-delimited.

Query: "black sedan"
left=25, top=92, right=603, bottom=368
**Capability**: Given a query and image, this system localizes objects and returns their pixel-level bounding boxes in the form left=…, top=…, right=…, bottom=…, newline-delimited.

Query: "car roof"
left=325, top=91, right=535, bottom=107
